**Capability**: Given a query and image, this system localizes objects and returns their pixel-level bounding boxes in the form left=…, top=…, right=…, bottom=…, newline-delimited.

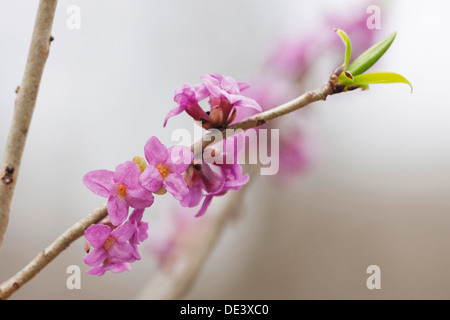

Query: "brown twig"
left=0, top=0, right=58, bottom=252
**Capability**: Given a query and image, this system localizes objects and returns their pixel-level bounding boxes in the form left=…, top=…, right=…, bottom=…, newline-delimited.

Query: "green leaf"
left=334, top=28, right=352, bottom=68
left=352, top=72, right=413, bottom=92
left=347, top=31, right=397, bottom=76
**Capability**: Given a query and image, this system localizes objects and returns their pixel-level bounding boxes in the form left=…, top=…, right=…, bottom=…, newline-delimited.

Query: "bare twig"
left=0, top=80, right=337, bottom=299
left=0, top=0, right=58, bottom=252
left=0, top=205, right=107, bottom=299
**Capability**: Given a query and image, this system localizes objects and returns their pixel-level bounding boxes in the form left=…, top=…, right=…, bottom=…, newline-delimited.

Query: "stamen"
left=157, top=164, right=170, bottom=178
left=103, top=237, right=115, bottom=250
left=117, top=183, right=127, bottom=198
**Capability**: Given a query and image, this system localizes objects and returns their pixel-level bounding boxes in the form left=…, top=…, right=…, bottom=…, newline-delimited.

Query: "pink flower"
left=181, top=135, right=249, bottom=217
left=83, top=222, right=136, bottom=269
left=181, top=158, right=224, bottom=207
left=86, top=258, right=131, bottom=276
left=196, top=136, right=249, bottom=217
left=83, top=161, right=154, bottom=226
left=128, top=208, right=149, bottom=260
left=164, top=74, right=262, bottom=129
left=163, top=84, right=210, bottom=126
left=140, top=136, right=193, bottom=201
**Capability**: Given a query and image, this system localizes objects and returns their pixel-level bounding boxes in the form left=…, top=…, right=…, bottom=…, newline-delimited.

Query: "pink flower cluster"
left=182, top=134, right=249, bottom=217
left=83, top=74, right=257, bottom=275
left=164, top=74, right=256, bottom=216
left=164, top=74, right=261, bottom=129
left=83, top=136, right=192, bottom=275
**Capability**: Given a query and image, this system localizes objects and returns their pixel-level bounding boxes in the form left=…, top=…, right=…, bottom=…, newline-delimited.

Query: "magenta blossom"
left=164, top=74, right=262, bottom=129
left=140, top=136, right=193, bottom=201
left=128, top=208, right=149, bottom=260
left=181, top=135, right=249, bottom=217
left=86, top=258, right=131, bottom=276
left=83, top=222, right=136, bottom=270
left=196, top=135, right=249, bottom=217
left=181, top=160, right=223, bottom=209
left=83, top=161, right=154, bottom=226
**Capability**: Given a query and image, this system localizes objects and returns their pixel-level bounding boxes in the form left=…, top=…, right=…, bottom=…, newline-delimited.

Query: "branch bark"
left=0, top=0, right=58, bottom=252
left=0, top=80, right=336, bottom=299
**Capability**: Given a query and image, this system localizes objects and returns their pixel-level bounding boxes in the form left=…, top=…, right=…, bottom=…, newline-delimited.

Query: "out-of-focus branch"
left=0, top=0, right=58, bottom=252
left=0, top=204, right=107, bottom=300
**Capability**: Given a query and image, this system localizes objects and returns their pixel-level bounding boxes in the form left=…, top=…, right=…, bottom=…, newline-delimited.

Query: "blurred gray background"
left=1, top=0, right=450, bottom=299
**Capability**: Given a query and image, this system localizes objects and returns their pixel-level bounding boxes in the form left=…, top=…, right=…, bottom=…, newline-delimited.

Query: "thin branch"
left=0, top=80, right=337, bottom=299
left=191, top=81, right=333, bottom=154
left=0, top=205, right=107, bottom=300
left=0, top=0, right=58, bottom=252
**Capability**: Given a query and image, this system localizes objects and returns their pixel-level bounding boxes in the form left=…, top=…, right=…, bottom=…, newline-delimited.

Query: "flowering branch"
left=0, top=80, right=335, bottom=300
left=0, top=0, right=58, bottom=252
left=0, top=27, right=411, bottom=299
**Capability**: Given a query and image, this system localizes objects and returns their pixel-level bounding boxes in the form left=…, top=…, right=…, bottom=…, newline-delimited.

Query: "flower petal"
left=109, top=242, right=134, bottom=261
left=197, top=163, right=224, bottom=193
left=180, top=184, right=204, bottom=208
left=84, top=224, right=111, bottom=248
left=225, top=173, right=249, bottom=189
left=107, top=196, right=129, bottom=226
left=163, top=105, right=186, bottom=127
left=113, top=161, right=141, bottom=189
left=86, top=266, right=107, bottom=276
left=163, top=173, right=189, bottom=201
left=221, top=75, right=240, bottom=95
left=83, top=248, right=107, bottom=266
left=140, top=165, right=164, bottom=192
left=131, top=244, right=141, bottom=260
left=233, top=95, right=262, bottom=111
left=195, top=195, right=214, bottom=217
left=137, top=221, right=149, bottom=242
left=201, top=74, right=223, bottom=99
left=129, top=208, right=145, bottom=223
left=83, top=170, right=115, bottom=198
left=167, top=145, right=193, bottom=174
left=111, top=220, right=135, bottom=243
left=144, top=136, right=169, bottom=166
left=127, top=187, right=154, bottom=209
left=110, top=262, right=131, bottom=273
